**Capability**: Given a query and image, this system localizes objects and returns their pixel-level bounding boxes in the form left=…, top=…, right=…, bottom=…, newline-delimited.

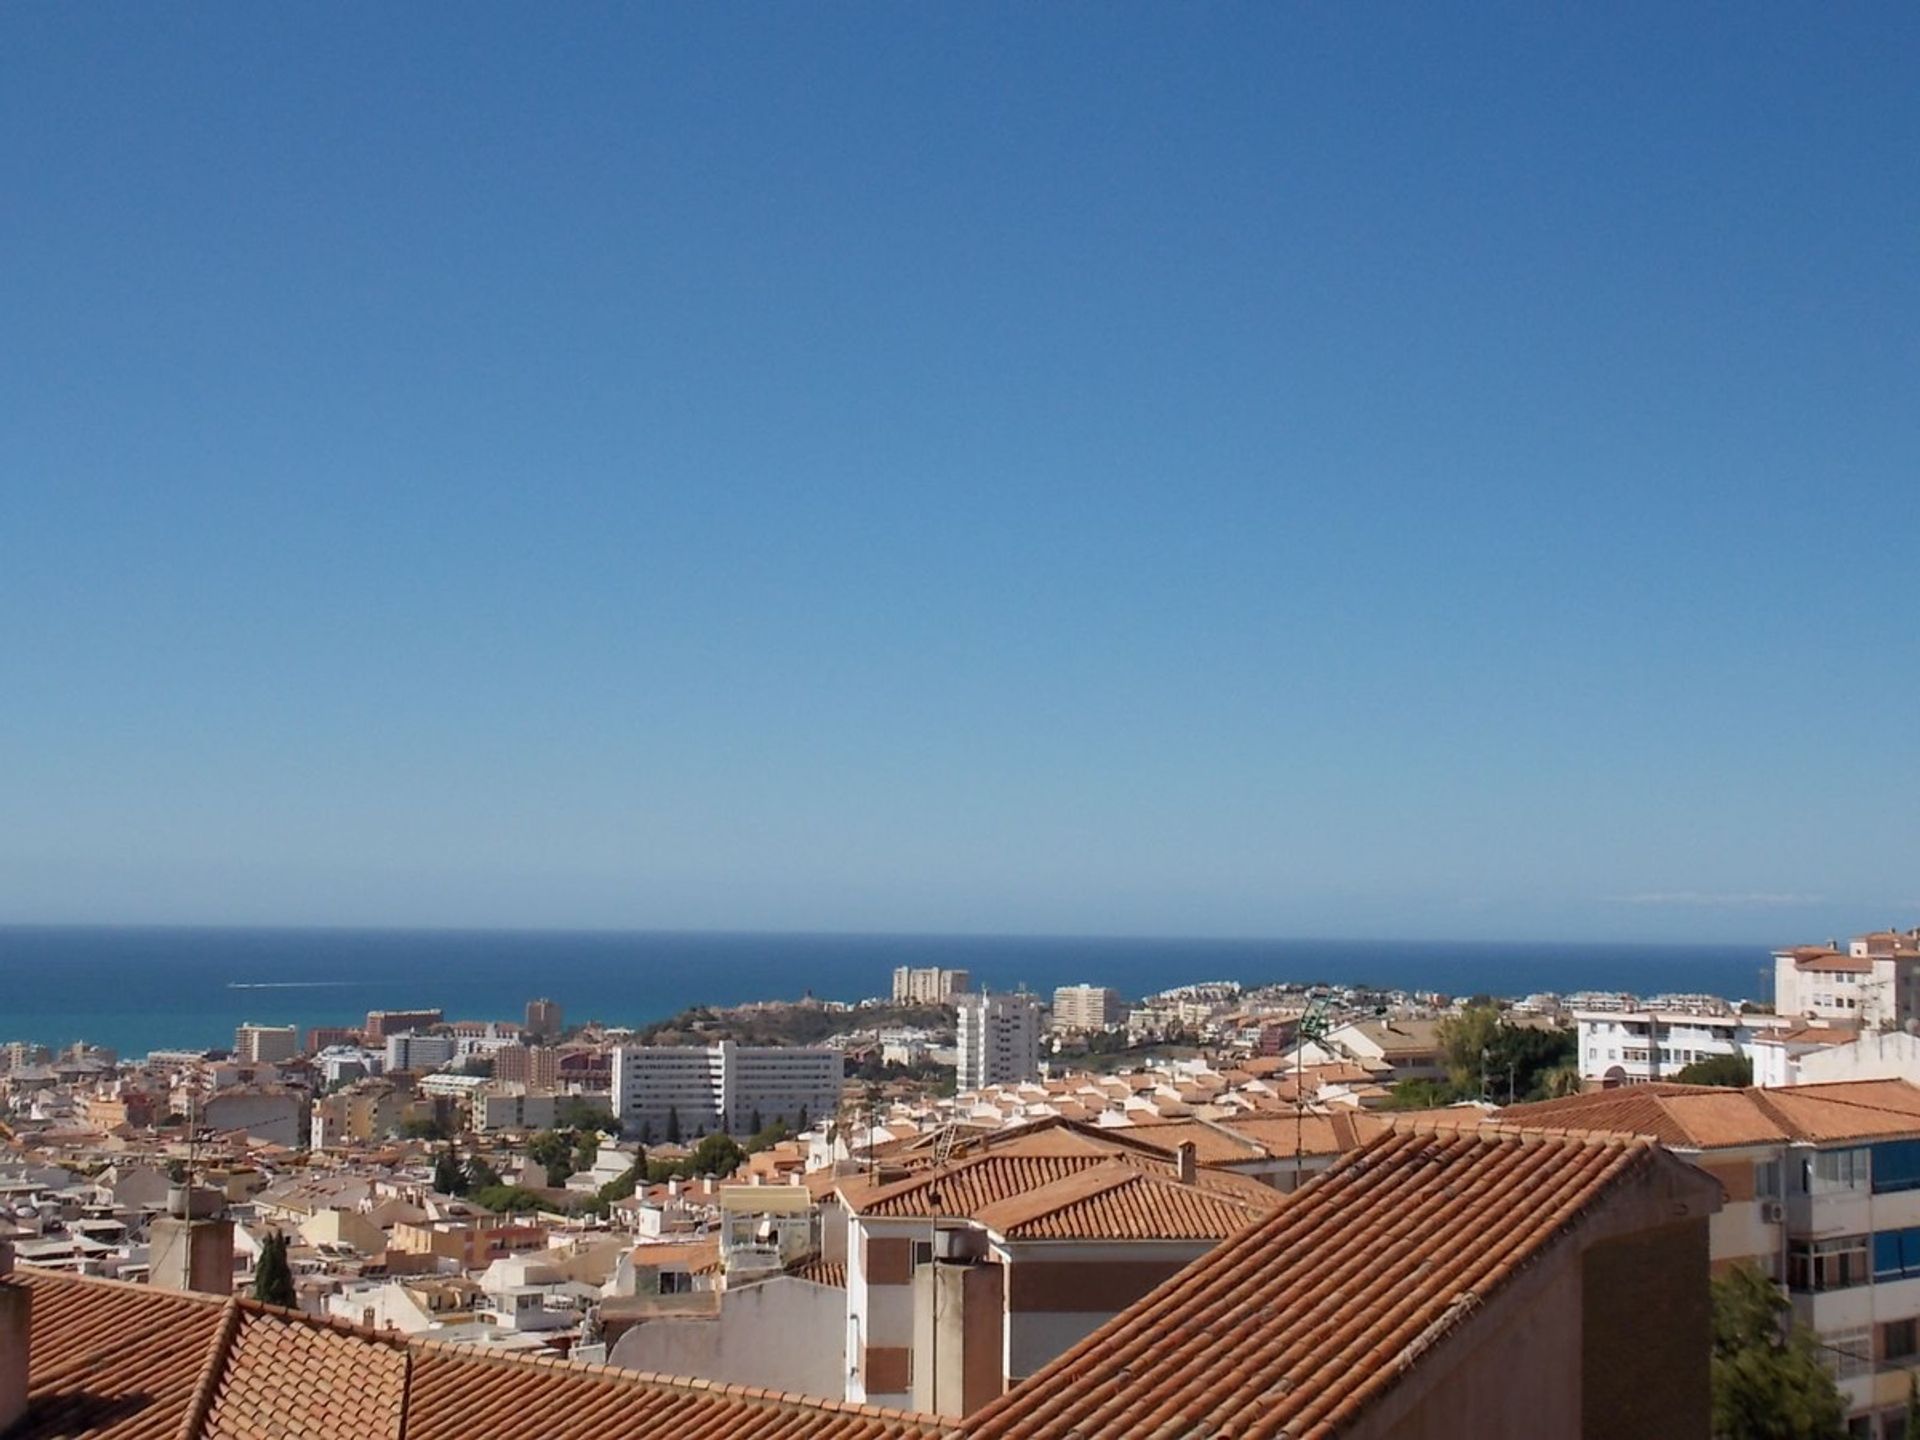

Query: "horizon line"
left=0, top=918, right=1792, bottom=951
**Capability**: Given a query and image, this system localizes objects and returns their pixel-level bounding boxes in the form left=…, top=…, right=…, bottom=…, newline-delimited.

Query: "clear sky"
left=3, top=5, right=1916, bottom=942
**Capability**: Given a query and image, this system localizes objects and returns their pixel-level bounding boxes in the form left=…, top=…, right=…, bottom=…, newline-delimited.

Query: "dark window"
left=1873, top=1140, right=1920, bottom=1195
left=1874, top=1228, right=1920, bottom=1283
left=1881, top=1318, right=1918, bottom=1362
left=1791, top=1236, right=1871, bottom=1291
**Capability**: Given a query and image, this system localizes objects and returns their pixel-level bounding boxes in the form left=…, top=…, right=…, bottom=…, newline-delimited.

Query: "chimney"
left=1173, top=1141, right=1197, bottom=1186
left=1, top=1241, right=27, bottom=1434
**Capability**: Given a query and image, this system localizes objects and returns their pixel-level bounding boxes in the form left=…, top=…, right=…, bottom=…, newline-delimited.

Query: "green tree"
left=1710, top=1263, right=1846, bottom=1439
left=687, top=1132, right=745, bottom=1177
left=470, top=1184, right=543, bottom=1214
left=433, top=1146, right=468, bottom=1196
left=252, top=1231, right=297, bottom=1308
left=1540, top=1064, right=1585, bottom=1098
left=596, top=1152, right=647, bottom=1207
left=1678, top=1053, right=1754, bottom=1088
left=465, top=1153, right=502, bottom=1191
left=665, top=1107, right=681, bottom=1144
left=554, top=1098, right=616, bottom=1133
left=1439, top=1006, right=1505, bottom=1097
left=526, top=1129, right=576, bottom=1185
left=747, top=1118, right=793, bottom=1153
left=1436, top=1007, right=1578, bottom=1104
left=1385, top=1078, right=1459, bottom=1111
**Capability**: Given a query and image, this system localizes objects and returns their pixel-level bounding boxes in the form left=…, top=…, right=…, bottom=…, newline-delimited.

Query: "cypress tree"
left=253, top=1231, right=297, bottom=1309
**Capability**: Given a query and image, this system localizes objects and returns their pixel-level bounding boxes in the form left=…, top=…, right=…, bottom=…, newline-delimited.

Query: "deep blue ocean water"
left=0, top=926, right=1776, bottom=1058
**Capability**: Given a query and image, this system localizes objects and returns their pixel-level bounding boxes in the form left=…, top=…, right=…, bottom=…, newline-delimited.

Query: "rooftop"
left=1493, top=1078, right=1920, bottom=1149
left=5, top=1269, right=943, bottom=1440
left=962, top=1125, right=1700, bottom=1440
left=970, top=1160, right=1275, bottom=1242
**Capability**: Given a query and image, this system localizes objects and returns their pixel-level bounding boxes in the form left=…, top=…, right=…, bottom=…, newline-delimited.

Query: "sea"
left=0, top=926, right=1778, bottom=1059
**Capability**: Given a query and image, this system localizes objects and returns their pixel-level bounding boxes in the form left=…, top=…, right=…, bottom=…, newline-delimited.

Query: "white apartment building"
left=1775, top=930, right=1920, bottom=1030
left=1574, top=1005, right=1793, bottom=1087
left=611, top=1042, right=841, bottom=1139
left=957, top=992, right=1041, bottom=1091
left=1050, top=985, right=1125, bottom=1033
left=892, top=967, right=972, bottom=1004
left=232, top=1023, right=299, bottom=1064
left=384, top=1032, right=458, bottom=1074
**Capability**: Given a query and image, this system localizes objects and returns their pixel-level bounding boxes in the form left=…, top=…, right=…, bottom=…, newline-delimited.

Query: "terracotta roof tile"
left=971, top=1162, right=1275, bottom=1242
left=1497, top=1078, right=1920, bottom=1150
left=961, top=1127, right=1674, bottom=1440
left=1106, top=1119, right=1266, bottom=1165
left=203, top=1308, right=408, bottom=1440
left=403, top=1342, right=938, bottom=1440
left=785, top=1255, right=849, bottom=1288
left=9, top=1271, right=227, bottom=1440
left=6, top=1270, right=948, bottom=1440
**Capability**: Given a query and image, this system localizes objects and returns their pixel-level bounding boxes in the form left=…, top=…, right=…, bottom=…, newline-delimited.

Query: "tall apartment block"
left=231, top=1023, right=299, bottom=1064
left=384, top=1032, right=457, bottom=1074
left=495, top=1043, right=559, bottom=1090
left=524, top=997, right=563, bottom=1040
left=610, top=1042, right=841, bottom=1139
left=1050, top=984, right=1126, bottom=1032
left=957, top=991, right=1042, bottom=1090
left=891, top=966, right=972, bottom=1004
left=364, top=1009, right=444, bottom=1042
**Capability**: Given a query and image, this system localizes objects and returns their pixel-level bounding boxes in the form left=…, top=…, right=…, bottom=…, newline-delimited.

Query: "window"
left=1874, top=1228, right=1920, bottom=1282
left=911, top=1241, right=932, bottom=1268
left=1874, top=1141, right=1920, bottom=1195
left=1791, top=1236, right=1871, bottom=1292
left=1811, top=1148, right=1869, bottom=1195
left=1756, top=1160, right=1783, bottom=1200
left=1823, top=1328, right=1873, bottom=1381
left=1881, top=1318, right=1918, bottom=1363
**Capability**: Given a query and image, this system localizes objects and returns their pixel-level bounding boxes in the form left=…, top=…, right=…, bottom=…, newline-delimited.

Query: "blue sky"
left=3, top=5, right=1916, bottom=941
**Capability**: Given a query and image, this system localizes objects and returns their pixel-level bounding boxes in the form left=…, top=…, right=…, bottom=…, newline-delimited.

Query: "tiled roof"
left=841, top=1120, right=1274, bottom=1222
left=1207, top=1110, right=1378, bottom=1160
left=1497, top=1078, right=1920, bottom=1149
left=8, top=1269, right=227, bottom=1440
left=205, top=1307, right=409, bottom=1440
left=403, top=1343, right=933, bottom=1440
left=5, top=1270, right=945, bottom=1440
left=961, top=1126, right=1675, bottom=1440
left=785, top=1254, right=849, bottom=1288
left=971, top=1161, right=1275, bottom=1242
left=1112, top=1119, right=1267, bottom=1165
left=844, top=1155, right=1118, bottom=1218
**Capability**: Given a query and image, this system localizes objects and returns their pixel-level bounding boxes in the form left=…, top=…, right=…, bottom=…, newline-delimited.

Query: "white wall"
left=610, top=1275, right=846, bottom=1397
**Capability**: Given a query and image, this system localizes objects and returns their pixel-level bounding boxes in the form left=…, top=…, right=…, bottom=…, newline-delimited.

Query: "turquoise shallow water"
left=0, top=925, right=1771, bottom=1057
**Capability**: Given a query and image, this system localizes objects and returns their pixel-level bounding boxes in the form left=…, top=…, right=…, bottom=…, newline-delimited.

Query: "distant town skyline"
left=5, top=7, right=1916, bottom=942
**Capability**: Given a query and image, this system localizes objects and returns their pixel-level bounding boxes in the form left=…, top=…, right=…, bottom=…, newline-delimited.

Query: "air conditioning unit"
left=1761, top=1201, right=1786, bottom=1224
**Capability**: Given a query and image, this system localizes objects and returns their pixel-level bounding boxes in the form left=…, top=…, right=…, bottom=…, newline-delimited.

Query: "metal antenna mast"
left=1294, top=998, right=1331, bottom=1189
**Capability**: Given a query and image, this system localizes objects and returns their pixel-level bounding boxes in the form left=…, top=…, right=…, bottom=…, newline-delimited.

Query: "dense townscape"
left=6, top=928, right=1920, bottom=1435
